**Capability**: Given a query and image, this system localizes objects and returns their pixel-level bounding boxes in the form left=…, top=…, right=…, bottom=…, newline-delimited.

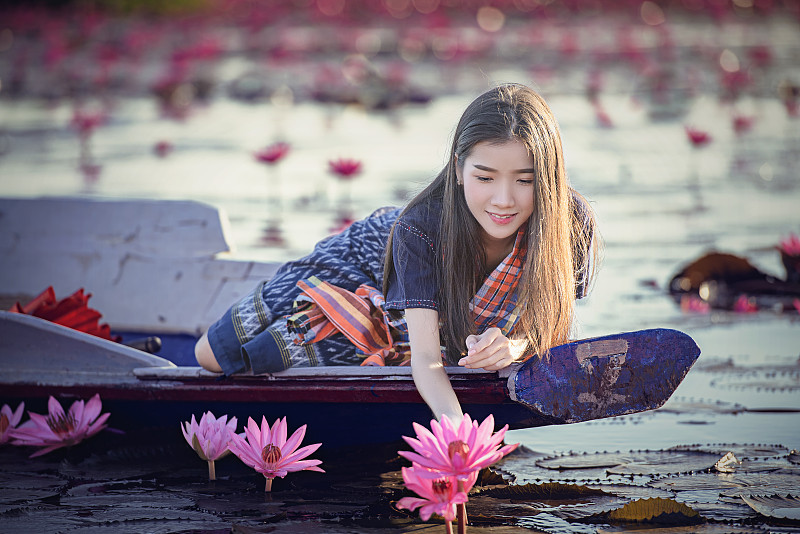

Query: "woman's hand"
left=458, top=327, right=526, bottom=371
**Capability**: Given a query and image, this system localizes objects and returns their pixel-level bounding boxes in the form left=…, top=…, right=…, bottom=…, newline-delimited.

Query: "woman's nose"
left=491, top=181, right=514, bottom=207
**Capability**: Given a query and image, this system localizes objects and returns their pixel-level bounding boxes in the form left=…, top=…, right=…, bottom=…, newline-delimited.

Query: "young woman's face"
left=458, top=138, right=535, bottom=252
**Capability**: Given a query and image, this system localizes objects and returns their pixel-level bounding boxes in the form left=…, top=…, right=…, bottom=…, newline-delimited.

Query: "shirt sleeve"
left=384, top=219, right=438, bottom=310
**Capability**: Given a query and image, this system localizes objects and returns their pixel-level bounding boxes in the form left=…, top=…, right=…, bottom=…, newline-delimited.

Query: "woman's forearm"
left=411, top=353, right=463, bottom=422
left=405, top=308, right=463, bottom=423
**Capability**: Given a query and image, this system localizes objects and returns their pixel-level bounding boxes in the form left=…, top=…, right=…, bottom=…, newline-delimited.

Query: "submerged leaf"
left=482, top=482, right=608, bottom=500
left=605, top=497, right=701, bottom=524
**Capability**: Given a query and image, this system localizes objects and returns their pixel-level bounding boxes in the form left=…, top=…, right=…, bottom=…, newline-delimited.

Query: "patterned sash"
left=287, top=227, right=527, bottom=365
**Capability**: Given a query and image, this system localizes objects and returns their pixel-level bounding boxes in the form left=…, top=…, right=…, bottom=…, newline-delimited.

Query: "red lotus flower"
left=70, top=109, right=106, bottom=139
left=227, top=416, right=323, bottom=491
left=594, top=104, right=613, bottom=128
left=778, top=234, right=800, bottom=256
left=12, top=395, right=110, bottom=457
left=254, top=142, right=290, bottom=165
left=680, top=295, right=710, bottom=314
left=733, top=295, right=757, bottom=313
left=396, top=467, right=473, bottom=523
left=0, top=402, right=24, bottom=444
left=154, top=140, right=173, bottom=158
left=328, top=158, right=362, bottom=179
left=733, top=115, right=755, bottom=135
left=748, top=45, right=772, bottom=69
left=8, top=287, right=119, bottom=342
left=685, top=126, right=711, bottom=148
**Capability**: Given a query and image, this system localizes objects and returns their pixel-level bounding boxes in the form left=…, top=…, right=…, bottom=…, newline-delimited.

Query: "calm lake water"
left=1, top=4, right=799, bottom=532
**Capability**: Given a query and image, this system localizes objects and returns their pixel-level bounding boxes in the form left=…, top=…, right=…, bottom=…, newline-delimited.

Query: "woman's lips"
left=487, top=212, right=516, bottom=225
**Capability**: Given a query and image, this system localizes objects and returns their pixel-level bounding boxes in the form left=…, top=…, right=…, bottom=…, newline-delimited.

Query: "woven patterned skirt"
left=207, top=207, right=399, bottom=375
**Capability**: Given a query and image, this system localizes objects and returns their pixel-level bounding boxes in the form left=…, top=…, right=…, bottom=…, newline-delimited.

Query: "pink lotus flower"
left=793, top=299, right=800, bottom=314
left=399, top=414, right=518, bottom=481
left=12, top=394, right=109, bottom=457
left=685, top=126, right=711, bottom=148
left=680, top=294, right=710, bottom=314
left=181, top=411, right=237, bottom=480
left=0, top=402, right=24, bottom=444
left=154, top=140, right=173, bottom=158
left=227, top=416, right=323, bottom=491
left=254, top=142, right=290, bottom=165
left=328, top=158, right=362, bottom=179
left=733, top=295, right=758, bottom=313
left=70, top=109, right=106, bottom=140
left=733, top=114, right=755, bottom=135
left=778, top=234, right=800, bottom=256
left=593, top=104, right=613, bottom=128
left=397, top=467, right=473, bottom=523
left=329, top=212, right=355, bottom=234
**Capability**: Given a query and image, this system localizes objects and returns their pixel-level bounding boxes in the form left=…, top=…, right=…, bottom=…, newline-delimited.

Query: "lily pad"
left=669, top=443, right=789, bottom=460
left=720, top=473, right=800, bottom=498
left=536, top=451, right=628, bottom=471
left=535, top=449, right=721, bottom=477
left=709, top=367, right=800, bottom=392
left=682, top=500, right=757, bottom=522
left=54, top=517, right=232, bottom=533
left=658, top=396, right=747, bottom=415
left=741, top=494, right=800, bottom=520
left=589, top=484, right=673, bottom=500
left=60, top=487, right=197, bottom=514
left=0, top=506, right=83, bottom=533
left=482, top=482, right=609, bottom=500
left=462, top=494, right=540, bottom=523
left=605, top=451, right=721, bottom=476
left=650, top=472, right=747, bottom=493
left=518, top=512, right=599, bottom=534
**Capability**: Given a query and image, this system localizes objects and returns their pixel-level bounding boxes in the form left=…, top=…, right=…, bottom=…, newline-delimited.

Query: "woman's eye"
left=518, top=179, right=534, bottom=185
left=476, top=176, right=492, bottom=182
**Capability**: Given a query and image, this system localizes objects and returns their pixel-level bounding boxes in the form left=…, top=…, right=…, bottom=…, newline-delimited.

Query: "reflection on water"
left=1, top=2, right=800, bottom=532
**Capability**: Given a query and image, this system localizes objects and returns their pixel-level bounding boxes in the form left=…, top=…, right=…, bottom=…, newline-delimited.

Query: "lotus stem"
left=265, top=477, right=273, bottom=492
left=444, top=520, right=453, bottom=534
left=457, top=480, right=467, bottom=534
left=208, top=460, right=216, bottom=481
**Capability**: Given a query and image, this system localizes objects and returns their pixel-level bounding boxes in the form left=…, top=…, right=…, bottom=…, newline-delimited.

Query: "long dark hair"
left=383, top=84, right=598, bottom=363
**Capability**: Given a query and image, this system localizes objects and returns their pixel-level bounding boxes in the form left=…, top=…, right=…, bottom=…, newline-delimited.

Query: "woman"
left=196, top=83, right=598, bottom=423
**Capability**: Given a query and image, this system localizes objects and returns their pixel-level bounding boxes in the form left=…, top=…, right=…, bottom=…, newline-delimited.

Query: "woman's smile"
left=487, top=212, right=517, bottom=225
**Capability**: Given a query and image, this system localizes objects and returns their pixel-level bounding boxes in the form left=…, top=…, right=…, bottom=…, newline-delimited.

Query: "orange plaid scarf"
left=287, top=227, right=527, bottom=365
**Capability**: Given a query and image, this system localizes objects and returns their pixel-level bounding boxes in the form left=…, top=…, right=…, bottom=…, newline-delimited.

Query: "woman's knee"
left=195, top=332, right=223, bottom=373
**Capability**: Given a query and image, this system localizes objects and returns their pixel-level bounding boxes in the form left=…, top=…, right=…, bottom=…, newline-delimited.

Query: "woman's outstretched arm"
left=405, top=308, right=463, bottom=424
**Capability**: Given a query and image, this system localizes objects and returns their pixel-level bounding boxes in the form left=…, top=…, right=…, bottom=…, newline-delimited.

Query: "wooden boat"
left=0, top=197, right=701, bottom=445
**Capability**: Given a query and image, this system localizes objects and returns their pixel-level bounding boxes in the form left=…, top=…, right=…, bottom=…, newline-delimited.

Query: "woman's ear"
left=454, top=155, right=463, bottom=185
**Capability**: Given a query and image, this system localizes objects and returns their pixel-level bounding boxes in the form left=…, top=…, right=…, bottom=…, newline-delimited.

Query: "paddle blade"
left=510, top=328, right=701, bottom=424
